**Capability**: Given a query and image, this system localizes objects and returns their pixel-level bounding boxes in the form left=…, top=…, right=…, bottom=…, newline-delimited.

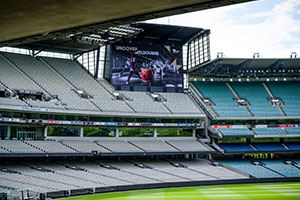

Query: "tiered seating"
left=0, top=164, right=78, bottom=192
left=285, top=128, right=300, bottom=135
left=25, top=99, right=63, bottom=109
left=129, top=140, right=178, bottom=152
left=192, top=82, right=249, bottom=117
left=0, top=176, right=57, bottom=193
left=217, top=142, right=299, bottom=152
left=64, top=162, right=133, bottom=186
left=61, top=140, right=110, bottom=153
left=261, top=160, right=300, bottom=177
left=267, top=82, right=300, bottom=116
left=0, top=159, right=248, bottom=193
left=220, top=160, right=283, bottom=178
left=0, top=52, right=205, bottom=116
left=217, top=128, right=253, bottom=136
left=0, top=147, right=9, bottom=153
left=159, top=92, right=203, bottom=114
left=140, top=160, right=214, bottom=181
left=0, top=140, right=42, bottom=153
left=0, top=97, right=28, bottom=107
left=166, top=139, right=213, bottom=152
left=44, top=163, right=107, bottom=186
left=6, top=164, right=80, bottom=190
left=0, top=53, right=41, bottom=91
left=121, top=91, right=169, bottom=113
left=94, top=160, right=159, bottom=184
left=43, top=57, right=204, bottom=115
left=231, top=82, right=281, bottom=117
left=285, top=142, right=300, bottom=150
left=293, top=159, right=300, bottom=166
left=42, top=57, right=133, bottom=113
left=110, top=160, right=183, bottom=183
left=217, top=143, right=255, bottom=152
left=97, top=79, right=115, bottom=93
left=178, top=159, right=247, bottom=179
left=24, top=140, right=77, bottom=153
left=0, top=138, right=215, bottom=155
left=192, top=81, right=300, bottom=118
left=252, top=128, right=285, bottom=135
left=96, top=140, right=143, bottom=152
left=0, top=79, right=27, bottom=108
left=212, top=126, right=300, bottom=137
left=27, top=163, right=105, bottom=189
left=3, top=53, right=97, bottom=111
left=252, top=143, right=287, bottom=151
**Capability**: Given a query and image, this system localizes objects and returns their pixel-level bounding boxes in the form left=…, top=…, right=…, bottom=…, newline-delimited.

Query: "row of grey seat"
left=0, top=138, right=214, bottom=154
left=0, top=52, right=203, bottom=115
left=216, top=127, right=300, bottom=136
left=0, top=159, right=248, bottom=193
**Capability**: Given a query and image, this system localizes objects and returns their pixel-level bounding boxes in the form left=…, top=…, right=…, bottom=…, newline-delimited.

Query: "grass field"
left=58, top=182, right=300, bottom=200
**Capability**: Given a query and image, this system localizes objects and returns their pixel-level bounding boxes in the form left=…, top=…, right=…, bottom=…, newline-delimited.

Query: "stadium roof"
left=130, top=23, right=209, bottom=46
left=0, top=0, right=253, bottom=47
left=13, top=23, right=208, bottom=55
left=189, top=57, right=300, bottom=77
left=14, top=25, right=144, bottom=55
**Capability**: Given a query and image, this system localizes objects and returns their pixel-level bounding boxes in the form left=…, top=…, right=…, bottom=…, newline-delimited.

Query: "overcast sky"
left=147, top=0, right=300, bottom=59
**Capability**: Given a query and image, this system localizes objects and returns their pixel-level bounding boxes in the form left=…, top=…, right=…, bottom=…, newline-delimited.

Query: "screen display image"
left=111, top=43, right=183, bottom=89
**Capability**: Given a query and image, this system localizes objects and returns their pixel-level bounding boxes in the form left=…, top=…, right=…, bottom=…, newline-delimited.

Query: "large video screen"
left=111, top=43, right=183, bottom=90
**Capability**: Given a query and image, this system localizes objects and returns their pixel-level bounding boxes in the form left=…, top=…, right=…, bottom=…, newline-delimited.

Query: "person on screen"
left=119, top=58, right=131, bottom=77
left=126, top=57, right=141, bottom=85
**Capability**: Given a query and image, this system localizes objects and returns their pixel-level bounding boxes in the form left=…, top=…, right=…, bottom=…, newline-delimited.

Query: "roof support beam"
left=32, top=40, right=71, bottom=57
left=94, top=47, right=100, bottom=79
left=268, top=59, right=284, bottom=71
left=73, top=53, right=83, bottom=61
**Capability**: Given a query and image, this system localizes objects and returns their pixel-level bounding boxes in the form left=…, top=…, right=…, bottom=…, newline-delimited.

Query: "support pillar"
left=154, top=128, right=157, bottom=137
left=44, top=126, right=48, bottom=138
left=7, top=126, right=11, bottom=139
left=192, top=128, right=196, bottom=137
left=94, top=47, right=100, bottom=79
left=115, top=128, right=119, bottom=137
left=80, top=127, right=84, bottom=137
left=205, top=117, right=209, bottom=138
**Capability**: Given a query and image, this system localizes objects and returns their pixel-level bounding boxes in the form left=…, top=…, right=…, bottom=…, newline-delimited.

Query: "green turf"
left=58, top=182, right=300, bottom=200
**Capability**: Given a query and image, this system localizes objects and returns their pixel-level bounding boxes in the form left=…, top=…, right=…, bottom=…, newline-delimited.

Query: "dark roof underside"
left=15, top=39, right=100, bottom=55
left=14, top=23, right=208, bottom=55
left=189, top=57, right=300, bottom=77
left=0, top=0, right=253, bottom=47
left=130, top=23, right=208, bottom=46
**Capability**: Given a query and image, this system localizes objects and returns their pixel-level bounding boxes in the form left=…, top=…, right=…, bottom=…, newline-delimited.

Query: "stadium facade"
left=0, top=23, right=299, bottom=200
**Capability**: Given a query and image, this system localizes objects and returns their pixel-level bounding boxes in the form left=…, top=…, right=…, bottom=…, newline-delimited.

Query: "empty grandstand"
left=0, top=51, right=204, bottom=117
left=0, top=159, right=249, bottom=195
left=219, top=159, right=300, bottom=178
left=0, top=20, right=299, bottom=200
left=186, top=56, right=300, bottom=200
left=189, top=58, right=300, bottom=120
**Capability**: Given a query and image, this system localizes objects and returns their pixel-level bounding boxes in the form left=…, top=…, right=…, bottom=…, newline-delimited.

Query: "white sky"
left=147, top=0, right=300, bottom=59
